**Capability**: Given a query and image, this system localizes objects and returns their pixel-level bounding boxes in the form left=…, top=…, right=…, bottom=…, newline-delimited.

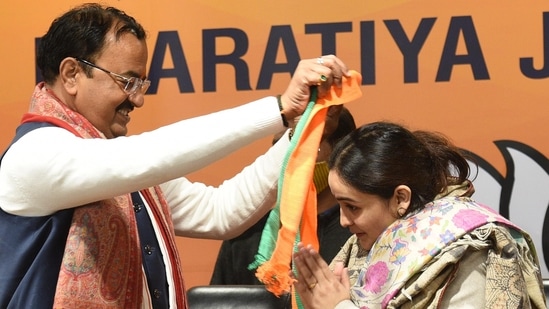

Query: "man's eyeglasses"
left=76, top=58, right=151, bottom=96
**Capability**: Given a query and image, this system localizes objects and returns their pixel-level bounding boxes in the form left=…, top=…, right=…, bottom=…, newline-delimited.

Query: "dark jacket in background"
left=210, top=205, right=351, bottom=285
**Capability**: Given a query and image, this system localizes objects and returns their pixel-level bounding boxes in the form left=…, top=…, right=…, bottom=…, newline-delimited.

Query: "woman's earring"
left=397, top=207, right=406, bottom=218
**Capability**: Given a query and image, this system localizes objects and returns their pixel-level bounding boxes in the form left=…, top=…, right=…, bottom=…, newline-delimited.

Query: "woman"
left=291, top=121, right=546, bottom=308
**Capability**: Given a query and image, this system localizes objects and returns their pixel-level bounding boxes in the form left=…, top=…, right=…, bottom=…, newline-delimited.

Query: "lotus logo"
left=466, top=141, right=549, bottom=278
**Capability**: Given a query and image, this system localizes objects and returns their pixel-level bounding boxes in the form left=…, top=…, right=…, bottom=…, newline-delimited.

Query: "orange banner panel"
left=1, top=0, right=548, bottom=287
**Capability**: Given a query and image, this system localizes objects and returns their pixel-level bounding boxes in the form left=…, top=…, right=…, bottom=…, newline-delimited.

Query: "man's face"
left=71, top=30, right=149, bottom=138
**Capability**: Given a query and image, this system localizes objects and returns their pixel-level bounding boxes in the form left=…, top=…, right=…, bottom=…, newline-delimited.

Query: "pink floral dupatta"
left=351, top=196, right=545, bottom=308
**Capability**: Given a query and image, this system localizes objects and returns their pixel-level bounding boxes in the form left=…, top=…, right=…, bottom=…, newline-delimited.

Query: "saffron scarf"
left=250, top=71, right=362, bottom=303
left=22, top=83, right=186, bottom=308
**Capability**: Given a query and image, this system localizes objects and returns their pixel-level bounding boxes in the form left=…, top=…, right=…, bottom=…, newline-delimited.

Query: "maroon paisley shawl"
left=22, top=83, right=186, bottom=308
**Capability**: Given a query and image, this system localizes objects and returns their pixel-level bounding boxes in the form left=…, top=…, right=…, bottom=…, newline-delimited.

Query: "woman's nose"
left=339, top=210, right=352, bottom=228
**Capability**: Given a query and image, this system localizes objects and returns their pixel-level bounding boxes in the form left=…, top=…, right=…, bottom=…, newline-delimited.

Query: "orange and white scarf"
left=250, top=71, right=362, bottom=307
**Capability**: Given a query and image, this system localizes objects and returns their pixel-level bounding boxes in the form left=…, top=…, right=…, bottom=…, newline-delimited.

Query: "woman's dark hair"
left=37, top=3, right=147, bottom=83
left=329, top=121, right=470, bottom=212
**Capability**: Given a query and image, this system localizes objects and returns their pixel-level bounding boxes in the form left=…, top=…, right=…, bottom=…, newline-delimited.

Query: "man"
left=0, top=3, right=350, bottom=308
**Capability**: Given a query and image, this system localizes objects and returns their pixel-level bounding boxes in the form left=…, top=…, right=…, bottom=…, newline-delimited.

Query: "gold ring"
left=318, top=74, right=327, bottom=85
left=308, top=282, right=317, bottom=290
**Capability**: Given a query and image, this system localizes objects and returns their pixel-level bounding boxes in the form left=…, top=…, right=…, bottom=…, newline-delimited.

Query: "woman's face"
left=328, top=171, right=399, bottom=250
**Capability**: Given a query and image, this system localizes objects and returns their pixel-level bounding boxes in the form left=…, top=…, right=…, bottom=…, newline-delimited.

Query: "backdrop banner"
left=1, top=0, right=548, bottom=285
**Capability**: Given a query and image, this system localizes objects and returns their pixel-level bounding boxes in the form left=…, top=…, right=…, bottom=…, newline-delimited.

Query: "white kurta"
left=0, top=95, right=291, bottom=308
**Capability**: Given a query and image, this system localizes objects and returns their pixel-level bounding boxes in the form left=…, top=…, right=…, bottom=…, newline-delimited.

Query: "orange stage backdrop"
left=1, top=1, right=549, bottom=287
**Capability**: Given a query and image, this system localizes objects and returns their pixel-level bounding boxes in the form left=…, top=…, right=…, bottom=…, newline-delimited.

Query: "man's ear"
left=393, top=185, right=411, bottom=217
left=58, top=57, right=80, bottom=95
